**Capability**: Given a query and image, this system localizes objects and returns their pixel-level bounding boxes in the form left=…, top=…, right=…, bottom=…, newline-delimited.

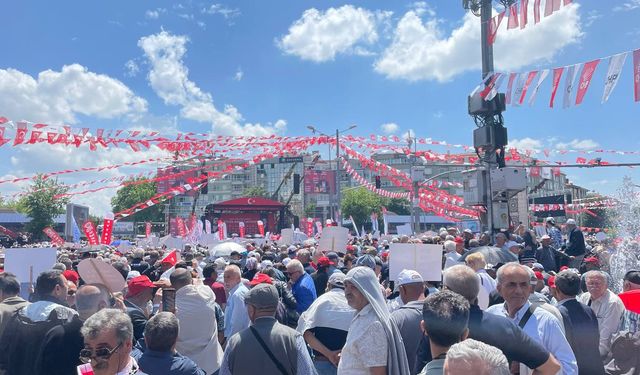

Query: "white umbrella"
left=209, top=241, right=245, bottom=258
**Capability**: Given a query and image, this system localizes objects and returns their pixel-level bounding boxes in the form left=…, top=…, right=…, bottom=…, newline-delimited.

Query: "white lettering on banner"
left=602, top=52, right=628, bottom=103
left=575, top=59, right=601, bottom=105
left=562, top=63, right=582, bottom=109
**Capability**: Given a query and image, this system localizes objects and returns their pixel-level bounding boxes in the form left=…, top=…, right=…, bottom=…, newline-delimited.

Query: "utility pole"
left=464, top=0, right=513, bottom=236
left=335, top=129, right=342, bottom=225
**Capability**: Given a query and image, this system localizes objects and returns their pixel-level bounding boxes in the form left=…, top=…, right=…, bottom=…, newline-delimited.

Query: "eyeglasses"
left=79, top=342, right=122, bottom=363
left=68, top=290, right=76, bottom=296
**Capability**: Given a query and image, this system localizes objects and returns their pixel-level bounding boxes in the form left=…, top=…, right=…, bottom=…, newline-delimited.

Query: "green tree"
left=0, top=197, right=26, bottom=212
left=111, top=180, right=164, bottom=223
left=242, top=186, right=269, bottom=198
left=384, top=197, right=411, bottom=215
left=341, top=188, right=383, bottom=227
left=21, top=175, right=70, bottom=239
left=304, top=202, right=317, bottom=218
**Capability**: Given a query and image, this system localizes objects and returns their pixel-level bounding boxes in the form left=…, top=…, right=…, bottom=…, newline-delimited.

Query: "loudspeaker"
left=293, top=174, right=300, bottom=194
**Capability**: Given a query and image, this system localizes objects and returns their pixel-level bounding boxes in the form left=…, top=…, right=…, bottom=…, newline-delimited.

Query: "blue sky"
left=0, top=0, right=639, bottom=214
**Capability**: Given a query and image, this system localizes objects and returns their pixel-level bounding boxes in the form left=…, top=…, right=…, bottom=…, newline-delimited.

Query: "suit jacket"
left=124, top=299, right=148, bottom=342
left=557, top=299, right=605, bottom=375
left=0, top=296, right=29, bottom=337
left=565, top=228, right=586, bottom=256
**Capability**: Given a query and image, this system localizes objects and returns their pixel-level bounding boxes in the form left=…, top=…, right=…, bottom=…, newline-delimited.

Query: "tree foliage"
left=21, top=175, right=70, bottom=239
left=111, top=180, right=163, bottom=223
left=384, top=198, right=411, bottom=215
left=341, top=188, right=383, bottom=226
left=242, top=186, right=270, bottom=198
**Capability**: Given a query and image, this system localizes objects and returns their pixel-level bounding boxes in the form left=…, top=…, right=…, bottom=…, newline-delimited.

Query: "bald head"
left=443, top=265, right=480, bottom=304
left=75, top=284, right=112, bottom=320
left=170, top=268, right=192, bottom=291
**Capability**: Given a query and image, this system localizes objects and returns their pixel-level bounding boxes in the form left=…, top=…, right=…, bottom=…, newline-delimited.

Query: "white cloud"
left=555, top=139, right=599, bottom=150
left=138, top=31, right=286, bottom=136
left=0, top=64, right=147, bottom=123
left=203, top=4, right=241, bottom=19
left=124, top=59, right=140, bottom=77
left=432, top=111, right=444, bottom=119
left=380, top=123, right=399, bottom=134
left=277, top=5, right=386, bottom=62
left=508, top=137, right=543, bottom=151
left=234, top=67, right=243, bottom=81
left=614, top=0, right=640, bottom=11
left=145, top=8, right=166, bottom=20
left=374, top=3, right=583, bottom=82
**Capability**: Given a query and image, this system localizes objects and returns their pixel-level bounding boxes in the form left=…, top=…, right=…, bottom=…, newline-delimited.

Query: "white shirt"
left=386, top=295, right=404, bottom=313
left=477, top=269, right=497, bottom=295
left=578, top=290, right=625, bottom=357
left=444, top=251, right=461, bottom=270
left=487, top=301, right=577, bottom=375
left=338, top=304, right=388, bottom=375
left=224, top=283, right=250, bottom=338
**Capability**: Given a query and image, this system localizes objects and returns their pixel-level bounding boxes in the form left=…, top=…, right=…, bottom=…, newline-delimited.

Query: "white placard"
left=293, top=229, right=308, bottom=244
left=396, top=224, right=413, bottom=236
left=534, top=225, right=547, bottom=238
left=318, top=227, right=349, bottom=253
left=160, top=236, right=185, bottom=250
left=4, top=247, right=57, bottom=299
left=198, top=233, right=219, bottom=246
left=389, top=243, right=443, bottom=282
left=278, top=228, right=294, bottom=245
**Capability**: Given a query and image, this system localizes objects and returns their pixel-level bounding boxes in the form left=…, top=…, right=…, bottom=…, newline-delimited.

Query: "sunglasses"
left=79, top=342, right=122, bottom=363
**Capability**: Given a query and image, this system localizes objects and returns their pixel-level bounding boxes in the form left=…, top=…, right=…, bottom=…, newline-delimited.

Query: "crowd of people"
left=0, top=217, right=638, bottom=375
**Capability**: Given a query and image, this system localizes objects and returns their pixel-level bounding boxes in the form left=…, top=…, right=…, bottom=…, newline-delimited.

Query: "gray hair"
left=445, top=339, right=510, bottom=375
left=495, top=262, right=526, bottom=285
left=81, top=308, right=133, bottom=344
left=584, top=270, right=609, bottom=286
left=286, top=259, right=304, bottom=273
left=144, top=312, right=179, bottom=352
left=52, top=263, right=66, bottom=272
left=75, top=284, right=111, bottom=313
left=443, top=240, right=456, bottom=253
left=442, top=265, right=480, bottom=303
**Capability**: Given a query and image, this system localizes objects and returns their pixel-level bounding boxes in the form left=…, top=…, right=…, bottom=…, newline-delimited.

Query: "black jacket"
left=557, top=299, right=605, bottom=375
left=125, top=299, right=149, bottom=342
left=565, top=227, right=586, bottom=257
left=35, top=316, right=84, bottom=375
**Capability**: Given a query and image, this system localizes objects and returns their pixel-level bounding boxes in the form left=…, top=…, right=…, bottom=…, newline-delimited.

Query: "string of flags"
left=340, top=158, right=412, bottom=199
left=473, top=48, right=640, bottom=107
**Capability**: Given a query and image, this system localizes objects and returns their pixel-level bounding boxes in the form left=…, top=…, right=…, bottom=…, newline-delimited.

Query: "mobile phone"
left=162, top=288, right=176, bottom=313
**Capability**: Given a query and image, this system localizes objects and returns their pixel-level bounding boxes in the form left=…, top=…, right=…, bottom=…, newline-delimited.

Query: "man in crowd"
left=545, top=217, right=563, bottom=250
left=0, top=270, right=77, bottom=374
left=618, top=270, right=640, bottom=333
left=391, top=269, right=427, bottom=371
left=443, top=240, right=460, bottom=270
left=535, top=235, right=558, bottom=272
left=297, top=249, right=316, bottom=274
left=553, top=270, right=604, bottom=374
left=419, top=291, right=470, bottom=375
left=130, top=249, right=150, bottom=275
left=133, top=312, right=205, bottom=375
left=79, top=309, right=139, bottom=375
left=37, top=283, right=114, bottom=375
left=339, top=266, right=411, bottom=375
left=0, top=272, right=29, bottom=336
left=171, top=268, right=223, bottom=374
left=219, top=283, right=316, bottom=374
left=564, top=219, right=586, bottom=268
left=298, top=272, right=353, bottom=374
left=415, top=265, right=561, bottom=375
left=223, top=264, right=250, bottom=341
left=487, top=263, right=577, bottom=374
left=494, top=232, right=508, bottom=252
left=443, top=339, right=510, bottom=375
left=286, top=259, right=317, bottom=313
left=311, top=256, right=333, bottom=297
left=202, top=263, right=227, bottom=309
left=124, top=275, right=156, bottom=341
left=578, top=270, right=625, bottom=358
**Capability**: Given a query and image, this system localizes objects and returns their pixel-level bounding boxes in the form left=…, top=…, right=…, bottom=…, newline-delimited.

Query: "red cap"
left=559, top=266, right=569, bottom=272
left=548, top=276, right=556, bottom=288
left=380, top=252, right=389, bottom=261
left=454, top=237, right=464, bottom=244
left=126, top=275, right=155, bottom=298
left=534, top=271, right=544, bottom=281
left=584, top=257, right=599, bottom=264
left=250, top=273, right=273, bottom=286
left=346, top=245, right=356, bottom=253
left=317, top=257, right=335, bottom=267
left=62, top=270, right=80, bottom=285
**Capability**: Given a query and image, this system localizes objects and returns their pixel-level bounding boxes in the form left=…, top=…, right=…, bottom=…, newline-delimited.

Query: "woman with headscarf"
left=338, top=266, right=411, bottom=375
left=242, top=257, right=258, bottom=281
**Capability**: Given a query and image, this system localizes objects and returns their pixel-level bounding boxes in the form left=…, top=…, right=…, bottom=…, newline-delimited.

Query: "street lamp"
left=307, top=125, right=358, bottom=224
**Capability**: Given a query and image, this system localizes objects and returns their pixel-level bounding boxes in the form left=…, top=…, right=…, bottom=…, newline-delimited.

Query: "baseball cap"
left=62, top=270, right=80, bottom=285
left=532, top=263, right=545, bottom=271
left=463, top=229, right=473, bottom=234
left=534, top=271, right=544, bottom=281
left=566, top=219, right=576, bottom=225
left=584, top=257, right=599, bottom=264
left=559, top=266, right=569, bottom=272
left=249, top=273, right=273, bottom=287
left=540, top=235, right=551, bottom=240
left=328, top=272, right=346, bottom=288
left=454, top=237, right=464, bottom=244
left=326, top=252, right=339, bottom=261
left=317, top=257, right=335, bottom=267
left=126, top=275, right=155, bottom=298
left=397, top=269, right=424, bottom=286
left=548, top=276, right=556, bottom=288
left=545, top=217, right=555, bottom=224
left=506, top=241, right=520, bottom=249
left=244, top=283, right=279, bottom=310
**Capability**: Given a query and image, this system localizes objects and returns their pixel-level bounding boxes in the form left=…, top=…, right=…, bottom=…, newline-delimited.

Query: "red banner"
left=43, top=227, right=64, bottom=246
left=507, top=3, right=519, bottom=29
left=239, top=221, right=245, bottom=238
left=519, top=71, right=539, bottom=104
left=101, top=218, right=114, bottom=245
left=634, top=49, right=640, bottom=102
left=0, top=224, right=18, bottom=239
left=145, top=222, right=152, bottom=238
left=257, top=220, right=265, bottom=236
left=217, top=220, right=225, bottom=240
left=520, top=0, right=529, bottom=29
left=575, top=59, right=601, bottom=105
left=82, top=221, right=99, bottom=245
left=306, top=218, right=314, bottom=237
left=176, top=217, right=187, bottom=238
left=549, top=67, right=564, bottom=107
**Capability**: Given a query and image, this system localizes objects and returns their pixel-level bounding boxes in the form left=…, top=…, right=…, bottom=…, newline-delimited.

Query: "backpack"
left=0, top=306, right=69, bottom=375
left=604, top=330, right=640, bottom=375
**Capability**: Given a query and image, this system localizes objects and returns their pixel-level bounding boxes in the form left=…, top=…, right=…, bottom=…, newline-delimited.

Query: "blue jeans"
left=314, top=360, right=337, bottom=375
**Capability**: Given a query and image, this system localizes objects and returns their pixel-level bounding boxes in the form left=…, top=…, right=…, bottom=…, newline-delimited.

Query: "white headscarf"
left=345, top=266, right=411, bottom=375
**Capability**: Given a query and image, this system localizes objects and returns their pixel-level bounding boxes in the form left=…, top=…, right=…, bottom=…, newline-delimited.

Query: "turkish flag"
left=101, top=218, right=114, bottom=245
left=239, top=222, right=245, bottom=238
left=575, top=59, right=601, bottom=105
left=161, top=250, right=178, bottom=267
left=619, top=290, right=640, bottom=314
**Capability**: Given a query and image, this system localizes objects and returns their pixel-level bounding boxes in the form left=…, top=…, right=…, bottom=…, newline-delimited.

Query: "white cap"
left=566, top=219, right=576, bottom=225
left=397, top=269, right=424, bottom=286
left=506, top=241, right=520, bottom=249
left=540, top=235, right=551, bottom=240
